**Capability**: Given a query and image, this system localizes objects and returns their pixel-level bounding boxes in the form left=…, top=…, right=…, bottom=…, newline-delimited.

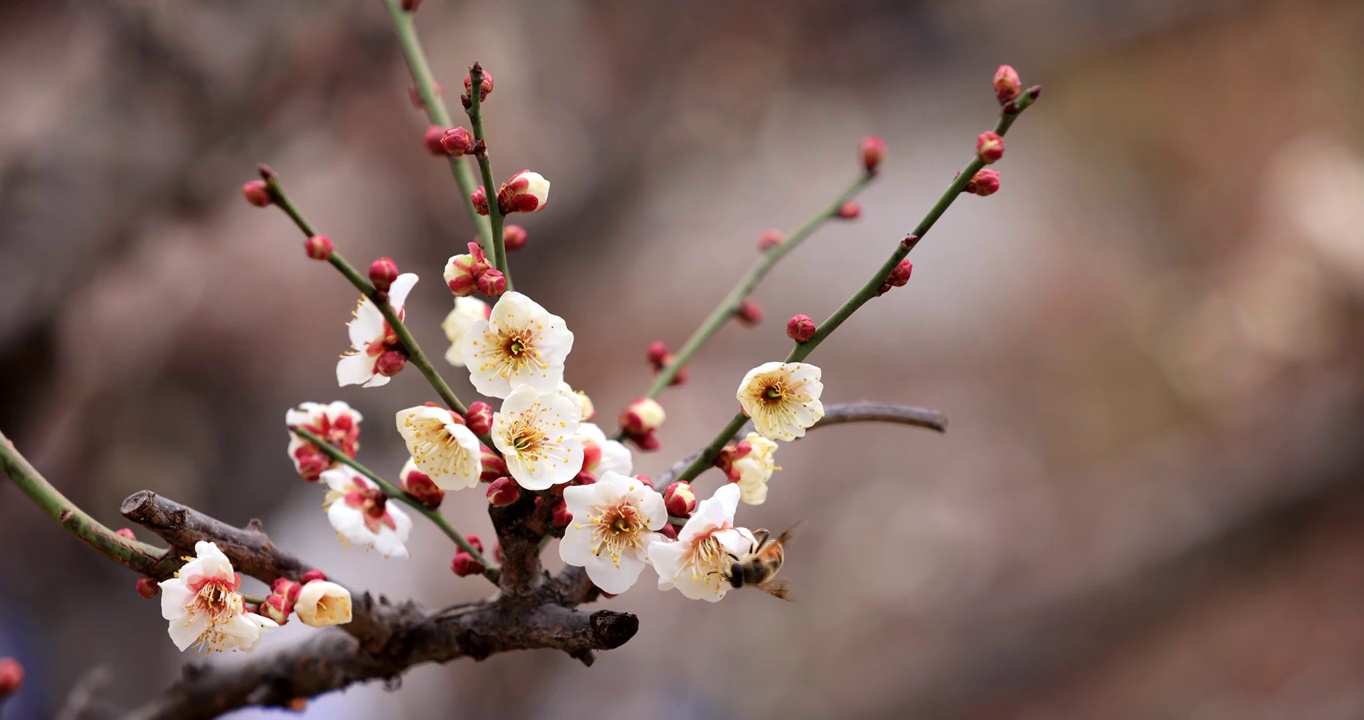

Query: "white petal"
left=558, top=523, right=598, bottom=567
left=386, top=273, right=420, bottom=311
left=585, top=552, right=648, bottom=595
left=648, top=540, right=686, bottom=591
left=348, top=299, right=384, bottom=348
left=167, top=614, right=209, bottom=652
left=596, top=440, right=633, bottom=476
left=336, top=353, right=378, bottom=387
left=158, top=579, right=192, bottom=621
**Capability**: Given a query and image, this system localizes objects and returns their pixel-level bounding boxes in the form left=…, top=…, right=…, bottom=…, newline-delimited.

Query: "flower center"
left=583, top=502, right=647, bottom=567
left=762, top=383, right=787, bottom=404
left=343, top=486, right=397, bottom=533
left=487, top=326, right=547, bottom=379
left=676, top=527, right=731, bottom=590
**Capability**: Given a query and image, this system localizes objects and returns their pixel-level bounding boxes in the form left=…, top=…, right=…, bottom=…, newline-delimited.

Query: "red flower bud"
left=271, top=578, right=302, bottom=605
left=465, top=401, right=493, bottom=436
left=646, top=341, right=669, bottom=367
left=136, top=577, right=160, bottom=599
left=877, top=259, right=913, bottom=296
left=786, top=314, right=817, bottom=343
left=486, top=476, right=521, bottom=507
left=859, top=136, right=887, bottom=175
left=757, top=229, right=784, bottom=251
left=964, top=169, right=1000, bottom=197
left=423, top=125, right=446, bottom=155
left=241, top=180, right=271, bottom=207
left=261, top=593, right=292, bottom=625
left=993, top=65, right=1021, bottom=105
left=451, top=552, right=485, bottom=577
left=301, top=569, right=328, bottom=584
left=477, top=268, right=506, bottom=297
left=581, top=442, right=602, bottom=473
left=440, top=126, right=476, bottom=157
left=663, top=482, right=697, bottom=517
left=502, top=224, right=528, bottom=252
left=496, top=170, right=550, bottom=214
left=552, top=500, right=572, bottom=528
left=0, top=658, right=24, bottom=699
left=470, top=186, right=490, bottom=216
left=658, top=522, right=678, bottom=540
left=464, top=68, right=494, bottom=102
left=375, top=349, right=408, bottom=377
left=401, top=0, right=422, bottom=11
left=480, top=445, right=508, bottom=483
left=976, top=132, right=1004, bottom=164
left=369, top=257, right=399, bottom=292
left=400, top=464, right=445, bottom=510
left=305, top=234, right=334, bottom=261
left=620, top=398, right=665, bottom=437
left=836, top=200, right=862, bottom=219
left=735, top=299, right=764, bottom=327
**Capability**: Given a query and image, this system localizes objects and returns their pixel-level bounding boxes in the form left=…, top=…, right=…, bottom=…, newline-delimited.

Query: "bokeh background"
left=2, top=0, right=1363, bottom=718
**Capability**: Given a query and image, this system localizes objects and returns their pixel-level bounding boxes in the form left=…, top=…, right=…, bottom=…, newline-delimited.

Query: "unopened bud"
left=305, top=234, right=334, bottom=260
left=976, top=132, right=1004, bottom=164
left=271, top=578, right=302, bottom=605
left=464, top=534, right=485, bottom=554
left=470, top=186, right=490, bottom=216
left=451, top=552, right=485, bottom=577
left=400, top=0, right=422, bottom=11
left=136, top=577, right=160, bottom=599
left=993, top=65, right=1021, bottom=105
left=440, top=126, right=476, bottom=157
left=0, top=658, right=24, bottom=699
left=964, top=169, right=1000, bottom=197
left=786, top=314, right=817, bottom=343
left=877, top=259, right=913, bottom=296
left=369, top=257, right=399, bottom=292
left=581, top=441, right=603, bottom=473
left=375, top=349, right=408, bottom=377
left=663, top=482, right=697, bottom=517
left=261, top=593, right=292, bottom=626
left=464, top=68, right=494, bottom=102
left=486, top=476, right=521, bottom=507
left=301, top=569, right=328, bottom=584
left=836, top=200, right=862, bottom=219
left=502, top=224, right=528, bottom=251
left=241, top=180, right=271, bottom=207
left=633, top=431, right=660, bottom=451
left=423, top=125, right=446, bottom=155
left=116, top=528, right=135, bottom=540
left=657, top=522, right=678, bottom=540
left=497, top=170, right=550, bottom=214
left=757, top=229, right=784, bottom=251
left=735, top=299, right=764, bottom=327
left=408, top=81, right=437, bottom=108
left=646, top=341, right=670, bottom=367
left=445, top=255, right=485, bottom=297
left=400, top=461, right=445, bottom=510
left=465, top=401, right=493, bottom=436
left=620, top=398, right=666, bottom=437
left=477, top=268, right=506, bottom=297
left=859, top=136, right=887, bottom=175
left=552, top=500, right=572, bottom=528
left=480, top=445, right=508, bottom=483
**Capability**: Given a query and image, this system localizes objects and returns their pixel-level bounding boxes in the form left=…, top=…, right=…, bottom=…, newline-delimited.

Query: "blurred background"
left=2, top=0, right=1363, bottom=718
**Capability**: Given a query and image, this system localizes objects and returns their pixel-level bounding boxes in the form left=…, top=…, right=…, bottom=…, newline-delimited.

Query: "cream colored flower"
left=648, top=485, right=756, bottom=602
left=491, top=386, right=583, bottom=490
left=461, top=291, right=573, bottom=399
left=395, top=405, right=482, bottom=490
left=560, top=471, right=667, bottom=593
left=736, top=362, right=824, bottom=441
left=732, top=433, right=780, bottom=505
left=294, top=581, right=352, bottom=628
left=442, top=297, right=490, bottom=367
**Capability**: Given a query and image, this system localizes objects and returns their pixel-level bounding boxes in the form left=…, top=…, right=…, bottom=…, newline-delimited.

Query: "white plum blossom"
left=649, top=484, right=757, bottom=602
left=461, top=291, right=573, bottom=399
left=491, top=386, right=584, bottom=490
left=736, top=361, right=825, bottom=441
left=336, top=273, right=419, bottom=388
left=732, top=432, right=780, bottom=505
left=284, top=401, right=362, bottom=482
left=442, top=296, right=490, bottom=367
left=575, top=422, right=633, bottom=477
left=557, top=381, right=594, bottom=422
left=560, top=471, right=667, bottom=594
left=159, top=541, right=278, bottom=652
left=321, top=467, right=413, bottom=558
left=294, top=581, right=353, bottom=628
left=395, top=405, right=482, bottom=490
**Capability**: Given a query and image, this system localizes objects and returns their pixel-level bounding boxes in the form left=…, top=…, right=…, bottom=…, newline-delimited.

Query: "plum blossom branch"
left=464, top=62, right=512, bottom=288
left=0, top=428, right=176, bottom=578
left=291, top=426, right=500, bottom=581
left=380, top=0, right=494, bottom=254
left=259, top=167, right=470, bottom=416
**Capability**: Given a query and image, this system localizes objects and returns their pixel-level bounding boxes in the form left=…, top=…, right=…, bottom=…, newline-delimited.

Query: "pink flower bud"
left=502, top=224, right=528, bottom=251
left=241, top=180, right=271, bottom=207
left=268, top=578, right=299, bottom=605
left=464, top=68, right=494, bottom=101
left=401, top=0, right=422, bottom=11
left=634, top=473, right=653, bottom=488
left=877, top=259, right=913, bottom=296
left=445, top=254, right=484, bottom=296
left=573, top=471, right=597, bottom=486
left=440, top=126, right=476, bottom=157
left=301, top=569, right=328, bottom=584
left=401, top=464, right=445, bottom=510
left=480, top=445, right=508, bottom=483
left=305, top=234, right=334, bottom=260
left=486, top=476, right=521, bottom=507
left=423, top=125, right=446, bottom=155
left=552, top=500, right=572, bottom=528
left=464, top=534, right=485, bottom=553
left=369, top=257, right=399, bottom=292
left=964, top=169, right=1000, bottom=197
left=261, top=593, right=292, bottom=625
left=115, top=528, right=135, bottom=540
left=620, top=398, right=665, bottom=437
left=658, top=522, right=678, bottom=540
left=836, top=200, right=862, bottom=219
left=136, top=577, right=159, bottom=599
left=757, top=229, right=784, bottom=251
left=451, top=552, right=485, bottom=577
left=663, top=482, right=697, bottom=517
left=993, top=65, right=1021, bottom=105
left=477, top=268, right=507, bottom=297
left=976, top=132, right=1004, bottom=164
left=408, top=81, right=438, bottom=108
left=470, top=186, right=490, bottom=216
left=735, top=299, right=763, bottom=327
left=634, top=431, right=661, bottom=451
left=786, top=314, right=817, bottom=342
left=465, top=401, right=493, bottom=436
left=375, top=349, right=408, bottom=377
left=496, top=170, right=550, bottom=214
left=646, top=341, right=669, bottom=367
left=859, top=136, right=887, bottom=175
left=0, top=658, right=24, bottom=699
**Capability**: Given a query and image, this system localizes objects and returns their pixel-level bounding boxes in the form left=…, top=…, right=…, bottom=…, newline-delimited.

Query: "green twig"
left=381, top=0, right=494, bottom=255
left=671, top=91, right=1040, bottom=485
left=465, top=63, right=511, bottom=289
left=293, top=427, right=500, bottom=583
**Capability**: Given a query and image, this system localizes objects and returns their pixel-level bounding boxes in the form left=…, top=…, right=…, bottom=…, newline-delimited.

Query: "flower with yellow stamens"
left=736, top=362, right=824, bottom=441
left=560, top=471, right=666, bottom=593
left=492, top=386, right=584, bottom=490
left=294, top=581, right=353, bottom=628
left=648, top=484, right=756, bottom=602
left=395, top=405, right=482, bottom=491
left=158, top=542, right=278, bottom=652
left=461, top=291, right=573, bottom=399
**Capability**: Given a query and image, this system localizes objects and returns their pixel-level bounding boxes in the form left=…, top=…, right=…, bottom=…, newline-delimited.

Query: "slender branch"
left=261, top=168, right=470, bottom=416
left=0, top=429, right=176, bottom=577
left=671, top=92, right=1038, bottom=485
left=380, top=0, right=494, bottom=254
left=654, top=402, right=949, bottom=488
left=465, top=62, right=511, bottom=288
left=291, top=427, right=499, bottom=582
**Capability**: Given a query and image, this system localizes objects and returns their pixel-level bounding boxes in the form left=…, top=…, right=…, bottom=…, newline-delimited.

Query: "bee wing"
left=756, top=579, right=794, bottom=601
left=774, top=520, right=807, bottom=548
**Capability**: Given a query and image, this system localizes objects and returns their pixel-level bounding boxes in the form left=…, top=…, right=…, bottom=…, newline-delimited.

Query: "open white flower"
left=648, top=484, right=756, bottom=602
left=285, top=401, right=363, bottom=481
left=736, top=361, right=825, bottom=441
left=461, top=291, right=573, bottom=398
left=159, top=541, right=278, bottom=652
left=294, top=581, right=353, bottom=627
left=732, top=433, right=780, bottom=505
left=560, top=471, right=666, bottom=594
left=491, top=386, right=584, bottom=490
left=557, top=382, right=593, bottom=422
left=576, top=422, right=633, bottom=477
left=321, top=467, right=413, bottom=558
left=336, top=273, right=418, bottom=388
left=442, top=296, right=490, bottom=367
left=395, top=405, right=482, bottom=490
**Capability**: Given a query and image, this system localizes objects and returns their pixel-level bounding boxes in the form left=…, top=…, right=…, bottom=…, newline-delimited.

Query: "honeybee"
left=726, top=525, right=799, bottom=600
